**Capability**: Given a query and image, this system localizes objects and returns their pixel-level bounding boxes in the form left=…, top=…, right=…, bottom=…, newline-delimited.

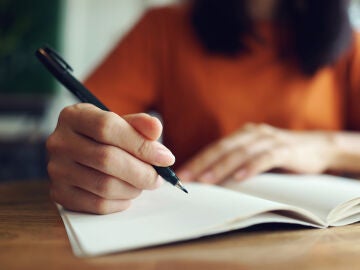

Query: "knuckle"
left=258, top=123, right=268, bottom=129
left=130, top=170, right=147, bottom=189
left=135, top=167, right=158, bottom=189
left=220, top=136, right=235, bottom=149
left=216, top=140, right=230, bottom=152
left=71, top=102, right=97, bottom=114
left=135, top=138, right=152, bottom=158
left=95, top=112, right=118, bottom=141
left=46, top=134, right=60, bottom=153
left=95, top=146, right=113, bottom=170
left=74, top=102, right=92, bottom=110
left=94, top=175, right=114, bottom=197
left=242, top=122, right=255, bottom=131
left=237, top=146, right=251, bottom=157
left=217, top=135, right=240, bottom=153
left=258, top=124, right=276, bottom=136
left=58, top=106, right=75, bottom=123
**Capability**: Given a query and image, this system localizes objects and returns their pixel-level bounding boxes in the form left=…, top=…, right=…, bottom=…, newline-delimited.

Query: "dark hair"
left=191, top=0, right=353, bottom=75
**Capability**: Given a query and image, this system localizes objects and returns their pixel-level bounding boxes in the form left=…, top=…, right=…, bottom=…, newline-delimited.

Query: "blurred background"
left=0, top=0, right=359, bottom=182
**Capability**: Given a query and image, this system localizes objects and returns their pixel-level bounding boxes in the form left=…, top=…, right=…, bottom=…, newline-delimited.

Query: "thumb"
left=123, top=113, right=163, bottom=141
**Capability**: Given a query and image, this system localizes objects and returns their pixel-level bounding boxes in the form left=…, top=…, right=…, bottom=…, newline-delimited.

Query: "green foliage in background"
left=0, top=0, right=60, bottom=95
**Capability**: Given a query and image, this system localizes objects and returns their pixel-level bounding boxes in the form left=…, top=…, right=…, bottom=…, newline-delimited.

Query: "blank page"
left=61, top=182, right=307, bottom=256
left=224, top=174, right=360, bottom=221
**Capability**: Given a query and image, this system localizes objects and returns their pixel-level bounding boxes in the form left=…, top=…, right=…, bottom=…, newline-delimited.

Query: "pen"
left=35, top=45, right=188, bottom=194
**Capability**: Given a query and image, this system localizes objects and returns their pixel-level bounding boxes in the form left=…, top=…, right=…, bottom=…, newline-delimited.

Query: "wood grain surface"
left=1, top=180, right=360, bottom=270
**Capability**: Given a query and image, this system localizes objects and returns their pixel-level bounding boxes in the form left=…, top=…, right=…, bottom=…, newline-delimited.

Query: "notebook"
left=58, top=173, right=360, bottom=257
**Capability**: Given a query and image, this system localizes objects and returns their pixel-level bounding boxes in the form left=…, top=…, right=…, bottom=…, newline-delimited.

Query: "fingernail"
left=234, top=169, right=247, bottom=181
left=177, top=170, right=193, bottom=182
left=199, top=171, right=216, bottom=183
left=156, top=147, right=175, bottom=164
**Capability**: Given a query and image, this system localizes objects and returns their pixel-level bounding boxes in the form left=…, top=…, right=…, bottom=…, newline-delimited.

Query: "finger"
left=197, top=135, right=277, bottom=184
left=233, top=145, right=290, bottom=181
left=243, top=123, right=279, bottom=135
left=177, top=130, right=255, bottom=181
left=242, top=122, right=257, bottom=131
left=47, top=159, right=142, bottom=200
left=50, top=183, right=131, bottom=215
left=48, top=130, right=163, bottom=190
left=123, top=113, right=162, bottom=141
left=58, top=104, right=174, bottom=166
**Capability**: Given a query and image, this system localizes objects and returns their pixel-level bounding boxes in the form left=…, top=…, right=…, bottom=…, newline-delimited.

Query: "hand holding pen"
left=37, top=46, right=187, bottom=215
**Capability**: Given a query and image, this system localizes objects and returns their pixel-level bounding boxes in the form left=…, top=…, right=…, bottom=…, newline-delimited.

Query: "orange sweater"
left=85, top=6, right=360, bottom=167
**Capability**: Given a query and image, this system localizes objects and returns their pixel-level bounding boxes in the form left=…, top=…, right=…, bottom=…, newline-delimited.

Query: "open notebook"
left=59, top=173, right=360, bottom=257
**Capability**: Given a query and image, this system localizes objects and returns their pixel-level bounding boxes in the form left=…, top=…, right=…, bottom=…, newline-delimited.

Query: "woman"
left=47, top=0, right=360, bottom=214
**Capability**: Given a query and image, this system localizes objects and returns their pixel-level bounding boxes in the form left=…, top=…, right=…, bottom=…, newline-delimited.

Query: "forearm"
left=329, top=131, right=360, bottom=173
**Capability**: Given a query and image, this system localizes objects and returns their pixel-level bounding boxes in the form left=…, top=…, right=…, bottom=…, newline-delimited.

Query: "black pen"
left=35, top=45, right=188, bottom=194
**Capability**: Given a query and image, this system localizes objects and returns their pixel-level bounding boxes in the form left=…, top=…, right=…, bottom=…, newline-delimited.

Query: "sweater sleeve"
left=84, top=8, right=166, bottom=115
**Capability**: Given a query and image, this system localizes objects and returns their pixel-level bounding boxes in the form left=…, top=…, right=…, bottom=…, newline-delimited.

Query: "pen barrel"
left=35, top=47, right=109, bottom=111
left=63, top=75, right=109, bottom=111
left=153, top=166, right=178, bottom=185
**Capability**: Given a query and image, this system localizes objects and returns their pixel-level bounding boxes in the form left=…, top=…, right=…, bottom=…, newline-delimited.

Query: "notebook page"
left=61, top=182, right=312, bottom=257
left=224, top=173, right=360, bottom=222
left=59, top=205, right=83, bottom=256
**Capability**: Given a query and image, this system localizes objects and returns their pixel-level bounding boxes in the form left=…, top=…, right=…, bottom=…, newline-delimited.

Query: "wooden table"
left=1, top=180, right=360, bottom=270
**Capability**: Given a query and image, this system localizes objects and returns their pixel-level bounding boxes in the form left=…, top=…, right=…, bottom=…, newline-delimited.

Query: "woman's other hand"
left=177, top=123, right=338, bottom=183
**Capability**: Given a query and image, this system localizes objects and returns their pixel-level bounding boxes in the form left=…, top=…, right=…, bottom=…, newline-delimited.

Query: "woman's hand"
left=47, top=103, right=175, bottom=214
left=177, top=123, right=338, bottom=184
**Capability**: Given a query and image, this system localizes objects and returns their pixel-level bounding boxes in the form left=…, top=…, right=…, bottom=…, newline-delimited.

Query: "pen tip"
left=175, top=181, right=188, bottom=194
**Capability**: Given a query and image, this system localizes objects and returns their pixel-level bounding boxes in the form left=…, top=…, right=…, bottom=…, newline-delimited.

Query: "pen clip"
left=44, top=45, right=74, bottom=73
